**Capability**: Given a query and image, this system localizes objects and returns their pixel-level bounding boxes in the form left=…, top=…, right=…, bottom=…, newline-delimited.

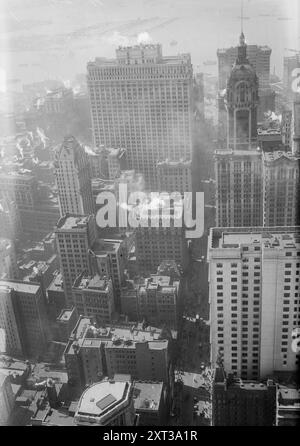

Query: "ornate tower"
left=226, top=32, right=259, bottom=150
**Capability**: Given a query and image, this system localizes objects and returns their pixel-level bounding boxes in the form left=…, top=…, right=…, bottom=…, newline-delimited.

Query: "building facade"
left=53, top=136, right=94, bottom=217
left=212, top=368, right=277, bottom=426
left=208, top=227, right=300, bottom=380
left=55, top=215, right=97, bottom=307
left=87, top=44, right=193, bottom=189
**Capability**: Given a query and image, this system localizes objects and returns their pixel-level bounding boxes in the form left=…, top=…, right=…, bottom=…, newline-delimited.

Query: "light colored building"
left=208, top=227, right=300, bottom=380
left=157, top=159, right=192, bottom=194
left=0, top=372, right=15, bottom=425
left=263, top=151, right=300, bottom=227
left=74, top=378, right=135, bottom=426
left=0, top=239, right=18, bottom=280
left=0, top=199, right=22, bottom=240
left=87, top=43, right=193, bottom=189
left=42, top=87, right=74, bottom=115
left=55, top=214, right=97, bottom=307
left=72, top=272, right=115, bottom=324
left=0, top=280, right=49, bottom=357
left=0, top=171, right=38, bottom=210
left=53, top=136, right=94, bottom=217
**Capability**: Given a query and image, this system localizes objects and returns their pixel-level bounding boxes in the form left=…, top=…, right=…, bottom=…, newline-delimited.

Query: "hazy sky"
left=0, top=0, right=299, bottom=88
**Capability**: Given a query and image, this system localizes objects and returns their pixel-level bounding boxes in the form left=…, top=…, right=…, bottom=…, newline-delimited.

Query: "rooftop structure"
left=74, top=378, right=135, bottom=426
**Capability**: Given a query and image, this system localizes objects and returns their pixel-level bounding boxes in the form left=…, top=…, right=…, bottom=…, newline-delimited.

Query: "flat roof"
left=56, top=215, right=90, bottom=231
left=210, top=227, right=300, bottom=250
left=91, top=239, right=121, bottom=255
left=133, top=381, right=163, bottom=411
left=57, top=308, right=75, bottom=322
left=0, top=279, right=40, bottom=295
left=76, top=380, right=128, bottom=417
left=73, top=274, right=109, bottom=292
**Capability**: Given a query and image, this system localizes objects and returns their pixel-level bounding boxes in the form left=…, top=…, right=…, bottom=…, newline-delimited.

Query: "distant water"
left=0, top=0, right=298, bottom=87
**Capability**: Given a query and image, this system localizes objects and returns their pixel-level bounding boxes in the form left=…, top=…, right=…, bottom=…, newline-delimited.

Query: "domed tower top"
left=225, top=32, right=259, bottom=150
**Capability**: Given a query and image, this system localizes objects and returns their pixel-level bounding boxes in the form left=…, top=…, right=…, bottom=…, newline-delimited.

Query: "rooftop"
left=75, top=379, right=131, bottom=424
left=47, top=272, right=64, bottom=293
left=57, top=308, right=76, bottom=323
left=73, top=273, right=110, bottom=292
left=65, top=317, right=168, bottom=356
left=263, top=150, right=300, bottom=163
left=132, top=381, right=163, bottom=412
left=91, top=238, right=121, bottom=255
left=210, top=227, right=300, bottom=250
left=56, top=215, right=90, bottom=231
left=0, top=279, right=40, bottom=295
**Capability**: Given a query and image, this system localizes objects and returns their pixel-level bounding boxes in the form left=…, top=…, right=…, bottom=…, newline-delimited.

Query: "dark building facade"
left=212, top=368, right=277, bottom=426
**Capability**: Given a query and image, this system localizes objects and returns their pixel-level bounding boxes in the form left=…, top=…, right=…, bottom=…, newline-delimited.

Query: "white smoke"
left=36, top=127, right=48, bottom=149
left=84, top=145, right=96, bottom=156
left=137, top=32, right=152, bottom=44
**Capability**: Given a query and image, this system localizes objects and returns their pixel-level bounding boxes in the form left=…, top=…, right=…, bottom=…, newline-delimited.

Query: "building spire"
left=237, top=0, right=247, bottom=63
left=241, top=0, right=244, bottom=34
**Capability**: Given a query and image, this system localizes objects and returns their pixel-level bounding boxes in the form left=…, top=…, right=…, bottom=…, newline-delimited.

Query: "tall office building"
left=0, top=280, right=49, bottom=357
left=53, top=136, right=94, bottom=217
left=136, top=225, right=187, bottom=274
left=263, top=151, right=300, bottom=227
left=217, top=43, right=271, bottom=91
left=157, top=160, right=192, bottom=194
left=89, top=238, right=126, bottom=312
left=217, top=41, right=273, bottom=126
left=215, top=150, right=263, bottom=227
left=87, top=44, right=193, bottom=189
left=55, top=215, right=97, bottom=307
left=0, top=239, right=18, bottom=280
left=292, top=100, right=300, bottom=155
left=215, top=32, right=263, bottom=228
left=72, top=272, right=115, bottom=324
left=208, top=227, right=300, bottom=380
left=0, top=285, right=23, bottom=356
left=0, top=373, right=15, bottom=425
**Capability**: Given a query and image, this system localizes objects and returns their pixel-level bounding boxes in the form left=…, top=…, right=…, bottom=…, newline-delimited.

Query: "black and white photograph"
left=0, top=0, right=299, bottom=430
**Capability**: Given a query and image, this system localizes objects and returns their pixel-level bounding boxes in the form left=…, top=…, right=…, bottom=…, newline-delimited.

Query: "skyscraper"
left=0, top=280, right=49, bottom=357
left=215, top=32, right=263, bottom=228
left=217, top=41, right=273, bottom=125
left=208, top=226, right=300, bottom=380
left=263, top=151, right=300, bottom=227
left=55, top=214, right=97, bottom=307
left=54, top=136, right=94, bottom=217
left=87, top=44, right=193, bottom=190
